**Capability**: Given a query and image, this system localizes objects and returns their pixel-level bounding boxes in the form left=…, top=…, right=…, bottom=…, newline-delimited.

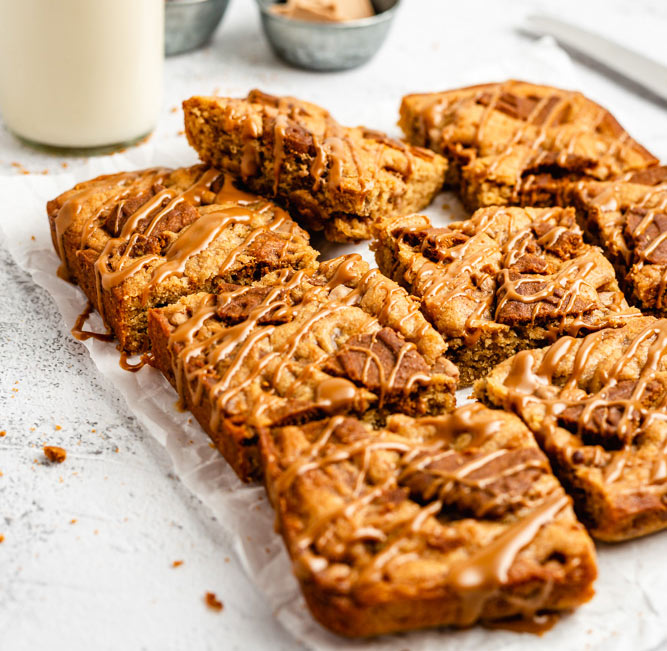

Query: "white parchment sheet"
left=1, top=38, right=667, bottom=651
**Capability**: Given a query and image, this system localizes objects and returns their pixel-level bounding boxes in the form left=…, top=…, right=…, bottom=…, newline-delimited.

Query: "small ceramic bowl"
left=165, top=0, right=231, bottom=56
left=255, top=0, right=400, bottom=71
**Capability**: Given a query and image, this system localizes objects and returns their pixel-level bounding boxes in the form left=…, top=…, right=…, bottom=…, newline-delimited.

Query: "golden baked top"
left=261, top=404, right=596, bottom=635
left=183, top=90, right=448, bottom=241
left=150, top=254, right=459, bottom=431
left=374, top=206, right=639, bottom=343
left=476, top=317, right=667, bottom=540
left=400, top=80, right=658, bottom=207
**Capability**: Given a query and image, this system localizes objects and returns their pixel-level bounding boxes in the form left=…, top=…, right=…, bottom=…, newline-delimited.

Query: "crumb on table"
left=204, top=592, right=223, bottom=612
left=172, top=560, right=184, bottom=568
left=43, top=445, right=67, bottom=463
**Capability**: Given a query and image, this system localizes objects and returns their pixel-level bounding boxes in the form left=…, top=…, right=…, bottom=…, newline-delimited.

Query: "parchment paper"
left=2, top=38, right=667, bottom=651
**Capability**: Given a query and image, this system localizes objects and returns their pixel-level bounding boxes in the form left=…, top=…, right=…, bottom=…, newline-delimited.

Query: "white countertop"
left=1, top=1, right=667, bottom=649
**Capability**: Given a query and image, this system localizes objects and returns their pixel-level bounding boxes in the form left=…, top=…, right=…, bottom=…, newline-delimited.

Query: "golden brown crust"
left=183, top=90, right=447, bottom=242
left=47, top=165, right=318, bottom=353
left=260, top=405, right=597, bottom=636
left=147, top=255, right=458, bottom=482
left=476, top=317, right=667, bottom=541
left=373, top=207, right=639, bottom=386
left=399, top=80, right=658, bottom=211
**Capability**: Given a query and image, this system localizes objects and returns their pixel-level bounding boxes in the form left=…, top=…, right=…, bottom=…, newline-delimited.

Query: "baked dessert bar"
left=476, top=317, right=667, bottom=541
left=48, top=164, right=318, bottom=353
left=260, top=403, right=597, bottom=636
left=567, top=166, right=667, bottom=314
left=399, top=80, right=658, bottom=211
left=373, top=206, right=639, bottom=386
left=148, top=254, right=458, bottom=481
left=183, top=90, right=447, bottom=242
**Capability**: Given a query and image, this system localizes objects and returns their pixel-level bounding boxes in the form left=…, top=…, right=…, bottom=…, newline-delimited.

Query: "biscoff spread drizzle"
left=230, top=90, right=434, bottom=198
left=415, top=81, right=654, bottom=197
left=391, top=208, right=633, bottom=345
left=71, top=300, right=114, bottom=343
left=499, top=320, right=667, bottom=485
left=52, top=168, right=170, bottom=279
left=165, top=255, right=449, bottom=435
left=270, top=405, right=575, bottom=626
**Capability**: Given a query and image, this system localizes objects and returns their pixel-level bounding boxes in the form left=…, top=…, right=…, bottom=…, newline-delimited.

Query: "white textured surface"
left=1, top=1, right=667, bottom=650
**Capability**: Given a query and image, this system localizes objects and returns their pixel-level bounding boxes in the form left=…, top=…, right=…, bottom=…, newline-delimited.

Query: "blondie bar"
left=147, top=254, right=458, bottom=481
left=567, top=167, right=667, bottom=313
left=48, top=164, right=318, bottom=353
left=183, top=90, right=447, bottom=242
left=476, top=317, right=667, bottom=541
left=399, top=80, right=658, bottom=211
left=260, top=404, right=597, bottom=636
left=373, top=207, right=638, bottom=386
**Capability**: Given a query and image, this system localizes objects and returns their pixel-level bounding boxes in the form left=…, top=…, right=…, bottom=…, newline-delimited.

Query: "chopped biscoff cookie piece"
left=44, top=446, right=67, bottom=463
left=47, top=165, right=318, bottom=353
left=148, top=254, right=458, bottom=481
left=373, top=207, right=639, bottom=386
left=183, top=90, right=447, bottom=242
left=566, top=167, right=667, bottom=314
left=259, top=404, right=597, bottom=637
left=476, top=317, right=667, bottom=542
left=399, top=80, right=657, bottom=211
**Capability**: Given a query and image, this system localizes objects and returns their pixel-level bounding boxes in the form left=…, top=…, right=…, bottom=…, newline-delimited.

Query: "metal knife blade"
left=523, top=14, right=667, bottom=104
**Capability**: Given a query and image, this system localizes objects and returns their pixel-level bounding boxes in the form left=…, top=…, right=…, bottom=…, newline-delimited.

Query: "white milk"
left=0, top=0, right=164, bottom=149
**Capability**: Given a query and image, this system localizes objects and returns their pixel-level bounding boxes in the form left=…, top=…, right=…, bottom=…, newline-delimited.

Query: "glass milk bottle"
left=0, top=0, right=164, bottom=153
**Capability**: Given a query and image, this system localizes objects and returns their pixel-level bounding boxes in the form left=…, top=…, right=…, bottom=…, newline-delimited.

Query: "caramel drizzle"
left=166, top=256, right=439, bottom=434
left=52, top=168, right=169, bottom=279
left=273, top=405, right=569, bottom=626
left=500, top=321, right=667, bottom=485
left=400, top=209, right=630, bottom=345
left=448, top=493, right=568, bottom=625
left=72, top=300, right=151, bottom=372
left=119, top=351, right=153, bottom=373
left=71, top=301, right=114, bottom=343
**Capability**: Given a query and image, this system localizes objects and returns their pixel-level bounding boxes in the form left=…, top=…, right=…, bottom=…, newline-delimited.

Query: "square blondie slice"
left=259, top=403, right=597, bottom=637
left=567, top=167, right=667, bottom=314
left=476, top=317, right=667, bottom=541
left=399, top=80, right=657, bottom=211
left=47, top=164, right=318, bottom=353
left=374, top=207, right=638, bottom=386
left=183, top=90, right=447, bottom=242
left=147, top=254, right=458, bottom=481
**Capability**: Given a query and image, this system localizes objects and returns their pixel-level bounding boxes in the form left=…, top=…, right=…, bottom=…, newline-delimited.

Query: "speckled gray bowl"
left=165, top=0, right=231, bottom=56
left=256, top=0, right=400, bottom=71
